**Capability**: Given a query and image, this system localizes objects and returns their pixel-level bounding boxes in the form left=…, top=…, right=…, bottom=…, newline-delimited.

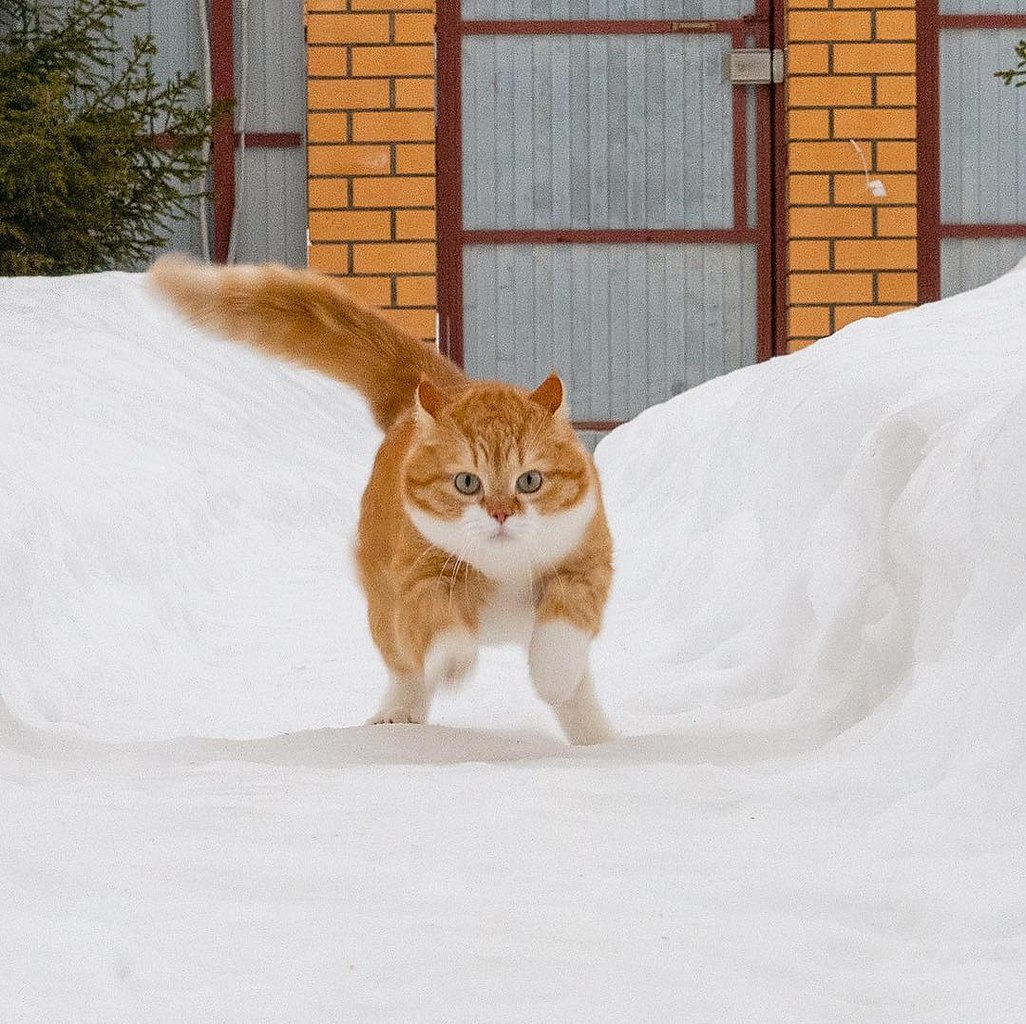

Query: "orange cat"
left=149, top=256, right=615, bottom=744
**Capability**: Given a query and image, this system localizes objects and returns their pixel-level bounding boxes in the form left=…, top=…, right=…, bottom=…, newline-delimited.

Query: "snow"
left=3, top=265, right=1026, bottom=1021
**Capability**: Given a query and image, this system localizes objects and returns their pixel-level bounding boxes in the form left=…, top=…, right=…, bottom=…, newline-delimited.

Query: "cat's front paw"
left=528, top=619, right=590, bottom=706
left=367, top=708, right=423, bottom=725
left=423, top=627, right=478, bottom=688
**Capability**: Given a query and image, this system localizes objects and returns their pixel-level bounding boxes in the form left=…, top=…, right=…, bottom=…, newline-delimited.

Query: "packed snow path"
left=3, top=268, right=1026, bottom=1021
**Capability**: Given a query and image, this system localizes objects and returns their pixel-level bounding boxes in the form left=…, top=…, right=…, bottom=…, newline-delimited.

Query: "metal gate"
left=920, top=0, right=1026, bottom=298
left=117, top=0, right=307, bottom=266
left=436, top=0, right=783, bottom=439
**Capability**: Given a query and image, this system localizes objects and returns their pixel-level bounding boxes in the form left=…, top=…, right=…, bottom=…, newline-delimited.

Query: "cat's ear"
left=415, top=376, right=448, bottom=421
left=529, top=373, right=567, bottom=417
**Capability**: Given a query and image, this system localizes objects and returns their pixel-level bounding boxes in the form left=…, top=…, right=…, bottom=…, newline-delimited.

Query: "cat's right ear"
left=415, top=376, right=447, bottom=422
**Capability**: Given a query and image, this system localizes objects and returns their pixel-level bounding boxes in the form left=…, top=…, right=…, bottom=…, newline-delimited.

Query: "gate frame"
left=916, top=0, right=1026, bottom=302
left=435, top=0, right=788, bottom=429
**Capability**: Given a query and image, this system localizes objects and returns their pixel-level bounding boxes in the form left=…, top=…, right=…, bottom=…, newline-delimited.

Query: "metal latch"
left=724, top=48, right=784, bottom=85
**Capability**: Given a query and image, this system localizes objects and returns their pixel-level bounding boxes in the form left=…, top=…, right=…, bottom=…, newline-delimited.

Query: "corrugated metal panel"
left=939, top=29, right=1026, bottom=225
left=463, top=243, right=757, bottom=420
left=462, top=35, right=734, bottom=229
left=940, top=239, right=1026, bottom=297
left=112, top=0, right=306, bottom=266
left=463, top=0, right=754, bottom=21
left=939, top=0, right=1026, bottom=14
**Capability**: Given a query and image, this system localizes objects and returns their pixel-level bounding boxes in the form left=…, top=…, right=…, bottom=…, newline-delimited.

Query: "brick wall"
left=785, top=0, right=918, bottom=351
left=305, top=0, right=437, bottom=341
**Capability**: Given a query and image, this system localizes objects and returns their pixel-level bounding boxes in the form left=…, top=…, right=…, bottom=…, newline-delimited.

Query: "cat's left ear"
left=529, top=372, right=567, bottom=417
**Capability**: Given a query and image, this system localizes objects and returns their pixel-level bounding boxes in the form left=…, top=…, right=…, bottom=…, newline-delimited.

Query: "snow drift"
left=2, top=265, right=1026, bottom=1021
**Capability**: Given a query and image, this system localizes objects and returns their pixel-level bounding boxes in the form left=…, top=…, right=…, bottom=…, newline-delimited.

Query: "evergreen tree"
left=995, top=40, right=1026, bottom=87
left=0, top=0, right=218, bottom=275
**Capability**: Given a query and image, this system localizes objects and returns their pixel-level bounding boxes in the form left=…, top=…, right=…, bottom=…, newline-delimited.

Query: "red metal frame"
left=436, top=2, right=784, bottom=377
left=918, top=1, right=1026, bottom=302
left=208, top=0, right=304, bottom=263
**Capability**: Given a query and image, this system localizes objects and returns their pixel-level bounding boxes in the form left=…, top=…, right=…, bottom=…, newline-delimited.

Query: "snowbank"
left=2, top=266, right=1026, bottom=1021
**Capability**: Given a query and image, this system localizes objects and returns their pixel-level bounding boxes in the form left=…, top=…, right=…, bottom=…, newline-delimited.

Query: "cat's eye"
left=454, top=472, right=481, bottom=495
left=516, top=470, right=543, bottom=494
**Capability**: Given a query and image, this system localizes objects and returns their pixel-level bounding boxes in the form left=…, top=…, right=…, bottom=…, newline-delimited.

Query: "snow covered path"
left=3, top=270, right=1026, bottom=1021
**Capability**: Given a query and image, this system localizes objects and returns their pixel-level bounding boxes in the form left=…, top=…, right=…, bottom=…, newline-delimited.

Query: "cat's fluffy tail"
left=149, top=255, right=466, bottom=430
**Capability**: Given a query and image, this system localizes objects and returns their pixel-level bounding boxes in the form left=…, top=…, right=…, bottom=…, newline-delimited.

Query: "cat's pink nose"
left=492, top=510, right=508, bottom=524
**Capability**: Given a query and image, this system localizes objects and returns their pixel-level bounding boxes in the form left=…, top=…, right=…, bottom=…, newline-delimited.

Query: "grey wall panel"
left=234, top=0, right=307, bottom=132
left=462, top=243, right=757, bottom=422
left=940, top=239, right=1026, bottom=297
left=462, top=35, right=734, bottom=230
left=463, top=0, right=754, bottom=20
left=940, top=30, right=1026, bottom=225
left=233, top=149, right=309, bottom=267
left=939, top=0, right=1026, bottom=13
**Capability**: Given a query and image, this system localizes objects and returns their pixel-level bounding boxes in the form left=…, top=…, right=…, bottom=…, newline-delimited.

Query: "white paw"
left=528, top=619, right=590, bottom=706
left=423, top=627, right=478, bottom=688
left=367, top=708, right=423, bottom=725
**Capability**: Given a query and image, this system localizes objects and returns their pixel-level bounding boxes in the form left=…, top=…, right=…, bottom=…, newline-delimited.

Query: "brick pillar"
left=305, top=0, right=437, bottom=341
left=785, top=2, right=918, bottom=351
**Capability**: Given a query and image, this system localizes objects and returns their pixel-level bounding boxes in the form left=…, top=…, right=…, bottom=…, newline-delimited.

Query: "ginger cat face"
left=402, top=376, right=597, bottom=582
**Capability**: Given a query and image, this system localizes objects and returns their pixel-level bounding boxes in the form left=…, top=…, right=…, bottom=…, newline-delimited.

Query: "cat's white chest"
left=477, top=579, right=536, bottom=648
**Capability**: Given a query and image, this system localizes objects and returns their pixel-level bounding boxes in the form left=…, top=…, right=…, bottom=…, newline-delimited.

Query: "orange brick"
left=307, top=0, right=347, bottom=9
left=834, top=0, right=912, bottom=7
left=877, top=272, right=918, bottom=303
left=396, top=143, right=435, bottom=174
left=343, top=276, right=392, bottom=306
left=308, top=244, right=350, bottom=273
left=396, top=208, right=436, bottom=239
left=309, top=210, right=392, bottom=241
left=308, top=144, right=390, bottom=176
left=353, top=242, right=435, bottom=274
left=832, top=43, right=915, bottom=74
left=833, top=107, right=916, bottom=139
left=352, top=175, right=435, bottom=207
left=790, top=141, right=870, bottom=172
left=351, top=45, right=434, bottom=77
left=790, top=239, right=831, bottom=270
left=788, top=337, right=819, bottom=352
left=876, top=206, right=917, bottom=236
left=875, top=10, right=916, bottom=40
left=787, top=44, right=830, bottom=74
left=876, top=141, right=917, bottom=171
left=308, top=178, right=349, bottom=208
left=352, top=110, right=434, bottom=142
left=308, top=78, right=390, bottom=111
left=833, top=304, right=908, bottom=329
left=789, top=0, right=831, bottom=9
left=307, top=113, right=348, bottom=144
left=380, top=306, right=437, bottom=339
left=394, top=13, right=435, bottom=42
left=307, top=14, right=390, bottom=43
left=789, top=11, right=872, bottom=40
left=789, top=306, right=832, bottom=338
left=875, top=75, right=916, bottom=106
left=394, top=78, right=435, bottom=109
left=789, top=174, right=831, bottom=204
left=833, top=172, right=916, bottom=204
left=789, top=109, right=830, bottom=139
left=834, top=238, right=916, bottom=269
left=789, top=272, right=874, bottom=303
left=789, top=206, right=873, bottom=237
left=789, top=75, right=873, bottom=107
left=396, top=275, right=437, bottom=306
left=353, top=0, right=435, bottom=9
left=307, top=47, right=348, bottom=77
